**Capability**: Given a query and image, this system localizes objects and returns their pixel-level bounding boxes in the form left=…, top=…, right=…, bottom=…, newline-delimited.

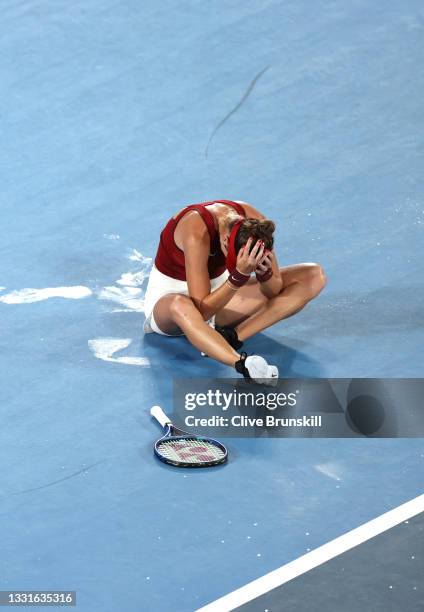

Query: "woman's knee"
left=280, top=263, right=327, bottom=297
left=279, top=263, right=326, bottom=300
left=169, top=294, right=198, bottom=324
left=305, top=263, right=327, bottom=297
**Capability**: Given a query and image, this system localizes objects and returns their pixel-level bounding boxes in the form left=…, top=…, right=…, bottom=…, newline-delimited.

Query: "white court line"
left=196, top=493, right=424, bottom=612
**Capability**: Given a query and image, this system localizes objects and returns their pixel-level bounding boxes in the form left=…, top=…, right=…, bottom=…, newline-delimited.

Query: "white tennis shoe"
left=245, top=355, right=279, bottom=386
left=235, top=353, right=278, bottom=386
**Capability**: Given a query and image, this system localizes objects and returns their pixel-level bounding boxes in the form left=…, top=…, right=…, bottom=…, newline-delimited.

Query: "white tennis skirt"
left=143, top=264, right=229, bottom=336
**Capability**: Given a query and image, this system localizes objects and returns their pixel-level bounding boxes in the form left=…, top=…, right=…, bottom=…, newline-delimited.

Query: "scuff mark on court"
left=205, top=65, right=270, bottom=158
left=314, top=463, right=343, bottom=481
left=1, top=460, right=106, bottom=499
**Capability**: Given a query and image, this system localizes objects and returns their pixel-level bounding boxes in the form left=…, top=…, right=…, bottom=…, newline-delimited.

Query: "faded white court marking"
left=88, top=338, right=150, bottom=366
left=0, top=286, right=92, bottom=304
left=0, top=238, right=152, bottom=367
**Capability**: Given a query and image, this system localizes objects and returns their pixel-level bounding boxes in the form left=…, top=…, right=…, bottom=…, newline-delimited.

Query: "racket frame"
left=151, top=406, right=228, bottom=468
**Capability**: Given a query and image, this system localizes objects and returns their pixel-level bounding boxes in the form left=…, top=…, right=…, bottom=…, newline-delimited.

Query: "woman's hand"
left=255, top=250, right=273, bottom=275
left=236, top=238, right=266, bottom=275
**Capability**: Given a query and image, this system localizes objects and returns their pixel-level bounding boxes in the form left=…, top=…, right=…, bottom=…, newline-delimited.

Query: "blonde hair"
left=221, top=208, right=244, bottom=229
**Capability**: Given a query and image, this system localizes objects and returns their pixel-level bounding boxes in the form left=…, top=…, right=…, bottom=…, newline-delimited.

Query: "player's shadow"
left=246, top=332, right=325, bottom=377
left=141, top=330, right=325, bottom=378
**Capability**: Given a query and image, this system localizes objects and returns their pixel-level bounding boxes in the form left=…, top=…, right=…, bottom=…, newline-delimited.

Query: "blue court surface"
left=1, top=1, right=423, bottom=611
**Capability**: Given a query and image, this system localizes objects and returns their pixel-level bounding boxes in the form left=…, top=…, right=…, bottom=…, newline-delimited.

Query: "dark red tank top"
left=154, top=200, right=246, bottom=280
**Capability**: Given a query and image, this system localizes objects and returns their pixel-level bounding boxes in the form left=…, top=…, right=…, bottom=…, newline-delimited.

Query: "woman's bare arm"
left=180, top=216, right=238, bottom=321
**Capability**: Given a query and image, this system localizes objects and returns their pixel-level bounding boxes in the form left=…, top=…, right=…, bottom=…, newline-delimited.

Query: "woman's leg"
left=215, top=263, right=326, bottom=341
left=152, top=293, right=241, bottom=366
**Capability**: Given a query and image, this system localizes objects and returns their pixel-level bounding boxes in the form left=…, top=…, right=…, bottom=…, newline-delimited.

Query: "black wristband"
left=256, top=268, right=273, bottom=283
left=228, top=267, right=250, bottom=287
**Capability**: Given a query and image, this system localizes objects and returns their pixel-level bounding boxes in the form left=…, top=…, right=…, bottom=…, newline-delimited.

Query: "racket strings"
left=157, top=437, right=225, bottom=464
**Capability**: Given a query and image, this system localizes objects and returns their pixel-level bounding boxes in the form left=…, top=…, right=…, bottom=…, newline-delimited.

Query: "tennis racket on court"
left=150, top=405, right=228, bottom=468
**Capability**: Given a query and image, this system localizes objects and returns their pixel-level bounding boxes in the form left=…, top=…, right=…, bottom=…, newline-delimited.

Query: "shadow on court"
left=142, top=329, right=326, bottom=379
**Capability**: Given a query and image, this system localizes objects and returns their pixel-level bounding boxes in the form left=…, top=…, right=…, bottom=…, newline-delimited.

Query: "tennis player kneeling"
left=144, top=200, right=326, bottom=384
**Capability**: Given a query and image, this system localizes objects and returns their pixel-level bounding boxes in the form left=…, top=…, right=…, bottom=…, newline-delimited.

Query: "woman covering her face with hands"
left=144, top=199, right=326, bottom=383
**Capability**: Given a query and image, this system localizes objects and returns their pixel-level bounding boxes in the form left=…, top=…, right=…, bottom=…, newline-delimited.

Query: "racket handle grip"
left=150, top=405, right=171, bottom=428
